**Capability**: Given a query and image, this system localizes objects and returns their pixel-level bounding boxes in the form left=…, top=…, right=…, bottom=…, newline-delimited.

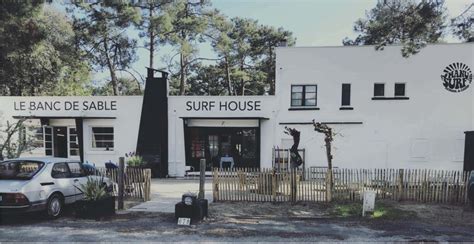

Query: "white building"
left=0, top=43, right=472, bottom=177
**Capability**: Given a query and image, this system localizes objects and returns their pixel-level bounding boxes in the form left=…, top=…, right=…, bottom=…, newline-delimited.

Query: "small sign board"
left=362, top=190, right=376, bottom=217
left=177, top=217, right=191, bottom=226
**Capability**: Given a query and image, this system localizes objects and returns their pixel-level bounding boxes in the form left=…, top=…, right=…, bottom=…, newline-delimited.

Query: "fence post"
left=213, top=168, right=219, bottom=202
left=290, top=168, right=297, bottom=203
left=199, top=159, right=206, bottom=199
left=272, top=169, right=277, bottom=202
left=398, top=169, right=404, bottom=201
left=144, top=169, right=151, bottom=201
left=118, top=157, right=125, bottom=210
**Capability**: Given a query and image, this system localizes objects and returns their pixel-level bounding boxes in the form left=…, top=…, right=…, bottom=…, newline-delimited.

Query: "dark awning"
left=12, top=116, right=116, bottom=119
left=179, top=117, right=269, bottom=120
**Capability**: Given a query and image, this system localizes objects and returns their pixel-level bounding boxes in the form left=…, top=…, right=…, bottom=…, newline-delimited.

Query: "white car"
left=0, top=157, right=112, bottom=218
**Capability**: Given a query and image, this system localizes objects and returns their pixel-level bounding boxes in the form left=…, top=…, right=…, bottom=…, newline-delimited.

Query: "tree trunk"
left=148, top=5, right=154, bottom=69
left=325, top=133, right=334, bottom=202
left=240, top=61, right=245, bottom=95
left=103, top=40, right=119, bottom=96
left=179, top=52, right=186, bottom=95
left=224, top=56, right=232, bottom=95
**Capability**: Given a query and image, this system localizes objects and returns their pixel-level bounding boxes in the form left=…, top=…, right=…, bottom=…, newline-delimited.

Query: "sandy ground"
left=0, top=201, right=473, bottom=242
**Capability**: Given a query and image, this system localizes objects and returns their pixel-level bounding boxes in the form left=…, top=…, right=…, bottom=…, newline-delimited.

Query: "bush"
left=127, top=155, right=145, bottom=167
left=77, top=177, right=109, bottom=201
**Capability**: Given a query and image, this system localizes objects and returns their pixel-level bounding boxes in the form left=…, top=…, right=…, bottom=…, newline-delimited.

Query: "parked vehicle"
left=0, top=157, right=112, bottom=218
left=469, top=172, right=474, bottom=208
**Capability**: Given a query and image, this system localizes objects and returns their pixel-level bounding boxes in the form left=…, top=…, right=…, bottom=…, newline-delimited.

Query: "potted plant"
left=125, top=152, right=146, bottom=168
left=75, top=177, right=115, bottom=219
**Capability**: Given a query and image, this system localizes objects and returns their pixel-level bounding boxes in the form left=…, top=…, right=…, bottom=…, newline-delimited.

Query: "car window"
left=51, top=163, right=71, bottom=179
left=0, top=160, right=44, bottom=180
left=68, top=162, right=86, bottom=177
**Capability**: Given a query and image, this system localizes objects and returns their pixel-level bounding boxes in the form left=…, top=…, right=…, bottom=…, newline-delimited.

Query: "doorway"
left=464, top=131, right=474, bottom=171
left=53, top=127, right=68, bottom=158
left=184, top=127, right=260, bottom=171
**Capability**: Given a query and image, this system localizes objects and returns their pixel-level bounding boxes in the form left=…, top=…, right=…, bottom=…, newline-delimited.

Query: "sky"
left=56, top=0, right=472, bottom=84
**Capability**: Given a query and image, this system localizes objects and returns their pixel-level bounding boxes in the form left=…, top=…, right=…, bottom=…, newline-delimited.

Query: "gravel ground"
left=0, top=201, right=473, bottom=242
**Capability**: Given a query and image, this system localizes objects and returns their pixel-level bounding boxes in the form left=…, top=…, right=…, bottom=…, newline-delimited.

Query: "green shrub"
left=127, top=155, right=145, bottom=167
left=77, top=177, right=109, bottom=201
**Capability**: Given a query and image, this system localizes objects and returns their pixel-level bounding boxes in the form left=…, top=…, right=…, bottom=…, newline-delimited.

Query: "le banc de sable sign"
left=13, top=100, right=117, bottom=112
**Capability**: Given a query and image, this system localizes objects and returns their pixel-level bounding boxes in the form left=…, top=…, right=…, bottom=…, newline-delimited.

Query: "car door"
left=51, top=163, right=76, bottom=204
left=67, top=162, right=88, bottom=202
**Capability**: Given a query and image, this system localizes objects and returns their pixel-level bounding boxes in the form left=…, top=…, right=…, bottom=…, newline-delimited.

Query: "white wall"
left=0, top=96, right=143, bottom=167
left=275, top=43, right=474, bottom=170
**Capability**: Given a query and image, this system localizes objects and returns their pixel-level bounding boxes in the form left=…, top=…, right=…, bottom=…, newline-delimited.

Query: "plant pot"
left=75, top=196, right=115, bottom=219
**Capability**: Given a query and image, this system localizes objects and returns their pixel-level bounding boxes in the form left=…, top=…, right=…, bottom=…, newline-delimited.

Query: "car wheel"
left=46, top=194, right=63, bottom=219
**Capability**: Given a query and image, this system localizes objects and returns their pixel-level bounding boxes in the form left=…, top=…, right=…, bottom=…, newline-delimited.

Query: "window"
left=32, top=127, right=44, bottom=148
left=341, top=83, right=351, bottom=106
left=69, top=127, right=79, bottom=156
left=44, top=126, right=53, bottom=156
left=373, top=83, right=385, bottom=97
left=91, top=127, right=114, bottom=151
left=51, top=163, right=70, bottom=179
left=67, top=162, right=85, bottom=177
left=291, top=85, right=317, bottom=107
left=394, top=83, right=406, bottom=97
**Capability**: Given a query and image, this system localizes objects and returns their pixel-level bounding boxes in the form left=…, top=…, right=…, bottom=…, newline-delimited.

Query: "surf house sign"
left=185, top=100, right=262, bottom=112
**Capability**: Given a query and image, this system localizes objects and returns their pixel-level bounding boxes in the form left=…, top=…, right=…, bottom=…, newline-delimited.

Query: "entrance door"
left=185, top=127, right=260, bottom=171
left=53, top=127, right=68, bottom=158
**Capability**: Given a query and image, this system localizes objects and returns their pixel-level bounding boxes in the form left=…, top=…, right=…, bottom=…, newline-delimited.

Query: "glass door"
left=43, top=126, right=54, bottom=156
left=68, top=127, right=80, bottom=159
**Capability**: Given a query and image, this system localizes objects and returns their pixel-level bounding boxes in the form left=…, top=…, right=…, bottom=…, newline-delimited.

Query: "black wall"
left=136, top=68, right=169, bottom=178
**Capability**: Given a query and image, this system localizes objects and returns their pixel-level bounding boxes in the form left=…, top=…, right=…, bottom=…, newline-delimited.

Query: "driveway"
left=0, top=202, right=473, bottom=242
left=127, top=179, right=213, bottom=213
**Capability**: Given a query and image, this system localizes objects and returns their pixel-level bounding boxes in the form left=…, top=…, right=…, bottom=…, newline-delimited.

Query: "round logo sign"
left=441, top=62, right=472, bottom=92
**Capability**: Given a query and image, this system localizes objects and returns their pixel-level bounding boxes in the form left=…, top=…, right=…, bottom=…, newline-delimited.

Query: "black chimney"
left=136, top=68, right=169, bottom=178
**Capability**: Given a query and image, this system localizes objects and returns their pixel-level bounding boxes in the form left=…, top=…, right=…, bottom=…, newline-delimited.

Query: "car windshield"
left=0, top=160, right=44, bottom=180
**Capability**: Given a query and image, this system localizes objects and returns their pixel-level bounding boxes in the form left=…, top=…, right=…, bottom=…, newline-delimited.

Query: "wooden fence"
left=95, top=167, right=152, bottom=202
left=212, top=168, right=472, bottom=205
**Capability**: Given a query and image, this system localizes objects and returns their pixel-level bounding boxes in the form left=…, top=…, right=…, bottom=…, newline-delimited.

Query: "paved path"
left=127, top=179, right=213, bottom=213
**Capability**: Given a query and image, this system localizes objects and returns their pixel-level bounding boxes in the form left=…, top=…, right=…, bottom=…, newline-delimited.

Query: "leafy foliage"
left=77, top=176, right=109, bottom=201
left=126, top=156, right=145, bottom=167
left=70, top=1, right=141, bottom=95
left=92, top=77, right=143, bottom=96
left=450, top=3, right=473, bottom=42
left=162, top=0, right=212, bottom=95
left=343, top=0, right=447, bottom=57
left=0, top=2, right=91, bottom=95
left=0, top=117, right=38, bottom=160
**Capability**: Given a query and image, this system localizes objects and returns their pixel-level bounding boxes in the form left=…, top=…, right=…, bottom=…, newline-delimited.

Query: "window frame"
left=68, top=127, right=80, bottom=158
left=341, top=83, right=351, bottom=107
left=43, top=126, right=54, bottom=156
left=373, top=83, right=385, bottom=97
left=394, top=83, right=406, bottom=97
left=90, top=126, right=114, bottom=152
left=290, top=84, right=318, bottom=107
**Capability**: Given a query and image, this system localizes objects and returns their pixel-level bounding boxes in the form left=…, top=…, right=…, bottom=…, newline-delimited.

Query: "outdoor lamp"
left=181, top=193, right=197, bottom=206
left=184, top=196, right=193, bottom=206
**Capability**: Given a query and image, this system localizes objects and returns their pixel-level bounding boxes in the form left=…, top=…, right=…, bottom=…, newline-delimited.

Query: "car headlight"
left=184, top=196, right=193, bottom=206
